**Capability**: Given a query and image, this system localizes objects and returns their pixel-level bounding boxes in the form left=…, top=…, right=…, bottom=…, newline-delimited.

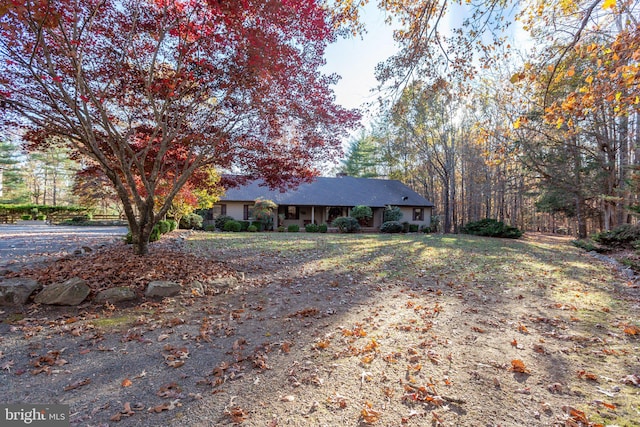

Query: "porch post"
left=311, top=206, right=315, bottom=224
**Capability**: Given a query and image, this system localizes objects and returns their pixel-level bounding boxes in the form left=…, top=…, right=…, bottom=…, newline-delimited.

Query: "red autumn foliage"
left=0, top=0, right=359, bottom=255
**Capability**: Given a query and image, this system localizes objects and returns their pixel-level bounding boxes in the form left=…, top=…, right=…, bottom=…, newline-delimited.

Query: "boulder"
left=190, top=281, right=205, bottom=296
left=95, top=287, right=137, bottom=304
left=0, top=278, right=41, bottom=305
left=34, top=277, right=90, bottom=306
left=209, top=276, right=239, bottom=290
left=145, top=280, right=181, bottom=298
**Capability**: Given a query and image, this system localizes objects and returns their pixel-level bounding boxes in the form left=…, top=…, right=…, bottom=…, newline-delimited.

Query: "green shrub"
left=125, top=228, right=162, bottom=244
left=277, top=226, right=286, bottom=232
left=36, top=214, right=46, bottom=221
left=179, top=213, right=203, bottom=229
left=20, top=214, right=32, bottom=220
left=384, top=205, right=403, bottom=222
left=214, top=215, right=234, bottom=230
left=251, top=221, right=264, bottom=231
left=461, top=218, right=523, bottom=239
left=247, top=225, right=258, bottom=232
left=350, top=205, right=372, bottom=224
left=149, top=225, right=161, bottom=242
left=288, top=224, right=300, bottom=232
left=239, top=221, right=250, bottom=231
left=572, top=239, right=602, bottom=252
left=332, top=216, right=360, bottom=233
left=319, top=223, right=328, bottom=233
left=204, top=224, right=216, bottom=232
left=592, top=224, right=640, bottom=248
left=305, top=223, right=319, bottom=233
left=409, top=224, right=419, bottom=232
left=167, top=219, right=178, bottom=231
left=252, top=198, right=277, bottom=231
left=223, top=220, right=242, bottom=232
left=157, top=220, right=170, bottom=234
left=380, top=221, right=403, bottom=233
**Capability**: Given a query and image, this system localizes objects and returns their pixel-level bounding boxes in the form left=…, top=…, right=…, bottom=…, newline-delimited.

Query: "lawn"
left=2, top=231, right=639, bottom=426
left=183, top=232, right=640, bottom=426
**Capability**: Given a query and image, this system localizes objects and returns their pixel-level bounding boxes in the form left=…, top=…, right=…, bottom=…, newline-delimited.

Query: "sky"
left=322, top=4, right=398, bottom=118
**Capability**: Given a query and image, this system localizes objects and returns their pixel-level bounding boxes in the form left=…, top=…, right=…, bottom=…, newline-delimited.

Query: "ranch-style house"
left=203, top=175, right=435, bottom=230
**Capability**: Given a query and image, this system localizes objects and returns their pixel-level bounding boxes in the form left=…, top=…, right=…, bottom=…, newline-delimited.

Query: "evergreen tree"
left=341, top=132, right=379, bottom=178
left=0, top=139, right=27, bottom=203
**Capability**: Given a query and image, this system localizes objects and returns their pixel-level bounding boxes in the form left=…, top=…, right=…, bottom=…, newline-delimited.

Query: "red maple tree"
left=0, top=0, right=359, bottom=254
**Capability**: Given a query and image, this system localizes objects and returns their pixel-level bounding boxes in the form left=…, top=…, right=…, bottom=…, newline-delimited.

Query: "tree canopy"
left=0, top=0, right=359, bottom=253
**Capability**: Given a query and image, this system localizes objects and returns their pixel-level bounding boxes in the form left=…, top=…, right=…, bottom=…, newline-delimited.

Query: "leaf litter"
left=0, top=232, right=639, bottom=425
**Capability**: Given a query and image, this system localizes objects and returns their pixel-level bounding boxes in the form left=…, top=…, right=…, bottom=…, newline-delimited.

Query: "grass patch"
left=90, top=314, right=139, bottom=330
left=187, top=232, right=609, bottom=291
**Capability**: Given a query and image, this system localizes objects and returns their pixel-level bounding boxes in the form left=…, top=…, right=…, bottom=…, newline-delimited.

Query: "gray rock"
left=0, top=278, right=41, bottom=305
left=95, top=287, right=137, bottom=304
left=145, top=280, right=181, bottom=298
left=190, top=281, right=205, bottom=296
left=208, top=276, right=239, bottom=290
left=34, top=277, right=90, bottom=306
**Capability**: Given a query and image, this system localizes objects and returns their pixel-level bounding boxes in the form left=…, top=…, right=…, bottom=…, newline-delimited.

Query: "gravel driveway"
left=0, top=224, right=128, bottom=270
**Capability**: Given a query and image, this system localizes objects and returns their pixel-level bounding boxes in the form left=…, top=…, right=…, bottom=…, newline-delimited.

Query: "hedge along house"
left=205, top=175, right=435, bottom=230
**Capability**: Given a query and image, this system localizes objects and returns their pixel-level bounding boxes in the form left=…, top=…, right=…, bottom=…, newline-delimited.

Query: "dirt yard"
left=1, top=231, right=639, bottom=426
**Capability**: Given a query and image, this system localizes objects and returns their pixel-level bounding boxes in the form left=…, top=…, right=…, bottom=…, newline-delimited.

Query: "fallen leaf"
left=149, top=399, right=181, bottom=413
left=563, top=406, right=589, bottom=423
left=134, top=370, right=147, bottom=379
left=578, top=370, right=598, bottom=381
left=122, top=378, right=133, bottom=387
left=597, top=400, right=616, bottom=410
left=166, top=360, right=185, bottom=368
left=621, top=374, right=640, bottom=386
left=226, top=406, right=248, bottom=423
left=361, top=355, right=374, bottom=364
left=547, top=383, right=563, bottom=393
left=157, top=382, right=182, bottom=398
left=509, top=359, right=530, bottom=374
left=64, top=377, right=91, bottom=391
left=361, top=406, right=381, bottom=424
left=1, top=360, right=15, bottom=372
left=314, top=339, right=330, bottom=349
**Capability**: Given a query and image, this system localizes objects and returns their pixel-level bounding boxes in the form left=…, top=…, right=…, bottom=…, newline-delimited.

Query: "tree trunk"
left=575, top=195, right=588, bottom=238
left=123, top=197, right=157, bottom=256
left=132, top=227, right=151, bottom=255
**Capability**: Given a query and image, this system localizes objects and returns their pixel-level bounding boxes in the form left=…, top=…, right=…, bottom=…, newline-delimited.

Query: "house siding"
left=226, top=202, right=251, bottom=222
left=206, top=176, right=435, bottom=231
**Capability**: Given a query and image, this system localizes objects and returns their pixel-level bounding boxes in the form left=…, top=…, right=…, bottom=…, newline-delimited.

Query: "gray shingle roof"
left=219, top=176, right=434, bottom=208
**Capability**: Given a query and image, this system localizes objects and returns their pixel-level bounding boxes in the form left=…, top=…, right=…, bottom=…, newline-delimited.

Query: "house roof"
left=219, top=176, right=434, bottom=208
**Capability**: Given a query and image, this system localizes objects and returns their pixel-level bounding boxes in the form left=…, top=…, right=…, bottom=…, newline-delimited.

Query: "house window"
left=285, top=206, right=299, bottom=220
left=211, top=204, right=227, bottom=217
left=413, top=208, right=424, bottom=221
left=243, top=204, right=251, bottom=220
